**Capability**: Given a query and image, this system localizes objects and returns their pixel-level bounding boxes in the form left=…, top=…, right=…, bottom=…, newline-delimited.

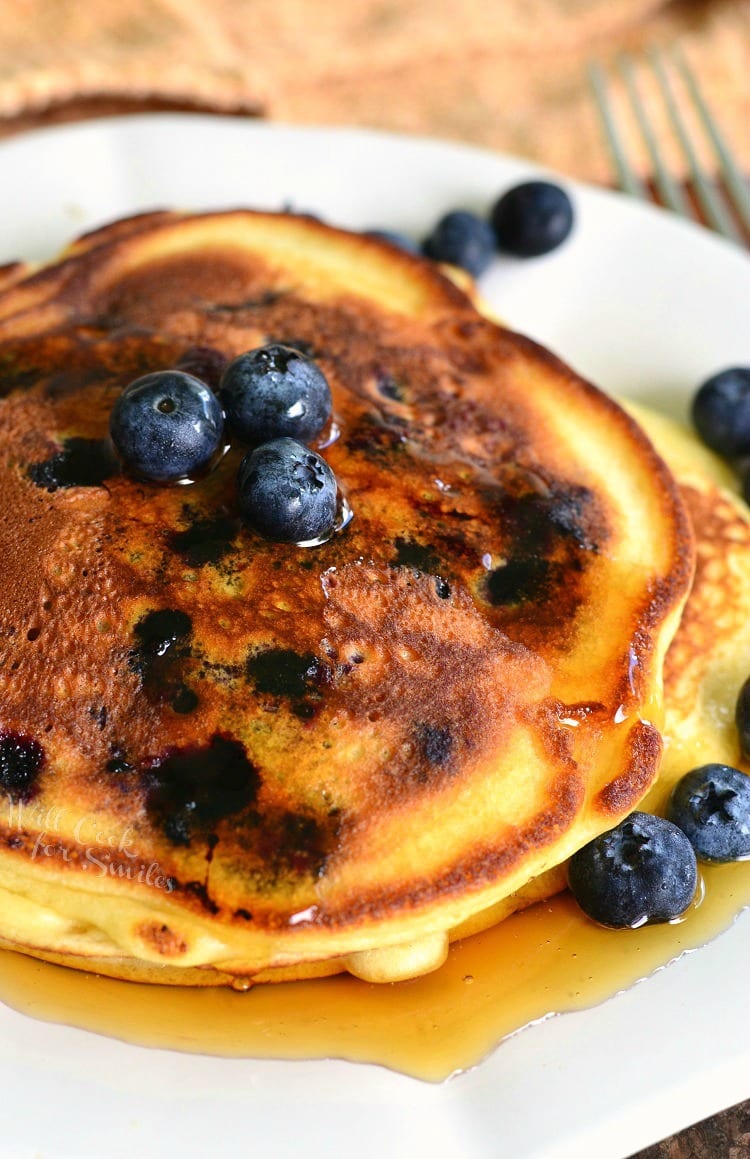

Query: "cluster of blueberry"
left=109, top=344, right=341, bottom=544
left=109, top=183, right=575, bottom=540
left=569, top=765, right=750, bottom=929
left=370, top=179, right=574, bottom=277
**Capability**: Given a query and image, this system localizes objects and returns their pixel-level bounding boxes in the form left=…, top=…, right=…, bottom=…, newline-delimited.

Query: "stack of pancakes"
left=0, top=210, right=743, bottom=986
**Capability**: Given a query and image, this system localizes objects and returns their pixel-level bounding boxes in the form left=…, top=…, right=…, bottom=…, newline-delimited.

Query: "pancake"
left=0, top=210, right=692, bottom=984
left=628, top=406, right=750, bottom=806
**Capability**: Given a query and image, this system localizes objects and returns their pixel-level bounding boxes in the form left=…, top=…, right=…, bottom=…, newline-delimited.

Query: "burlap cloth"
left=0, top=1, right=749, bottom=1154
left=0, top=0, right=748, bottom=182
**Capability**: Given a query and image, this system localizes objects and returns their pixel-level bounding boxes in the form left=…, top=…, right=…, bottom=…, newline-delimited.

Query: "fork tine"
left=648, top=48, right=742, bottom=243
left=588, top=61, right=647, bottom=200
left=617, top=54, right=692, bottom=218
left=672, top=44, right=750, bottom=236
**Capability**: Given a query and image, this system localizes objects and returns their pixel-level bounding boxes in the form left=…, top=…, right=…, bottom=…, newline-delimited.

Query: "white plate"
left=1, top=116, right=749, bottom=1159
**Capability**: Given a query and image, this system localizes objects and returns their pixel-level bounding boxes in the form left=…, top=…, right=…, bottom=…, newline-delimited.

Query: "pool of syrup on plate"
left=0, top=858, right=748, bottom=1081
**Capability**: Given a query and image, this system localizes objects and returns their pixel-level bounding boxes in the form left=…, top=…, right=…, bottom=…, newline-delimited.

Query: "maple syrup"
left=0, top=859, right=748, bottom=1082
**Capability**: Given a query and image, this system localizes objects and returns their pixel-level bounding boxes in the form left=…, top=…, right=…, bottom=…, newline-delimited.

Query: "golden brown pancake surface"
left=0, top=211, right=693, bottom=983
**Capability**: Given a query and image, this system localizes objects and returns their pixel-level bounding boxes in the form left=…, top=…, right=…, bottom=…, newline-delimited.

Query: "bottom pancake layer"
left=0, top=866, right=566, bottom=985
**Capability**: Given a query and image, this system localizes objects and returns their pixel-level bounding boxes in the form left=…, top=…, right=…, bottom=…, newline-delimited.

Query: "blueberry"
left=667, top=764, right=750, bottom=863
left=219, top=344, right=332, bottom=447
left=491, top=180, right=574, bottom=257
left=568, top=811, right=698, bottom=928
left=691, top=367, right=750, bottom=459
left=110, top=371, right=224, bottom=483
left=238, top=437, right=338, bottom=543
left=422, top=210, right=496, bottom=277
left=365, top=229, right=420, bottom=255
left=737, top=675, right=750, bottom=760
left=0, top=731, right=45, bottom=800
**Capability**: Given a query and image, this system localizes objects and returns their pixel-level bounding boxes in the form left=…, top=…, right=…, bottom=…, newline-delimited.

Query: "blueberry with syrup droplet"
left=110, top=371, right=224, bottom=483
left=568, top=811, right=697, bottom=928
left=219, top=344, right=332, bottom=446
left=238, top=437, right=338, bottom=543
left=691, top=367, right=750, bottom=459
left=491, top=180, right=574, bottom=257
left=667, top=764, right=750, bottom=863
left=422, top=210, right=496, bottom=277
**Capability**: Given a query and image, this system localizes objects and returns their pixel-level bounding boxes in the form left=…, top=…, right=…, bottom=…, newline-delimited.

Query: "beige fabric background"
left=0, top=0, right=747, bottom=181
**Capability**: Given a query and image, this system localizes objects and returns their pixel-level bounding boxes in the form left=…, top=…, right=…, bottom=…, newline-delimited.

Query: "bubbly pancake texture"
left=0, top=211, right=692, bottom=984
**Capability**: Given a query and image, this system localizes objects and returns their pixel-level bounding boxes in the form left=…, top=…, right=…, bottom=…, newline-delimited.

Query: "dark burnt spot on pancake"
left=435, top=578, right=451, bottom=599
left=375, top=370, right=406, bottom=402
left=480, top=480, right=603, bottom=612
left=416, top=723, right=454, bottom=767
left=171, top=685, right=200, bottom=715
left=241, top=805, right=342, bottom=880
left=45, top=366, right=113, bottom=400
left=485, top=558, right=559, bottom=606
left=346, top=414, right=406, bottom=459
left=197, top=658, right=244, bottom=686
left=246, top=648, right=325, bottom=703
left=4, top=342, right=94, bottom=397
left=27, top=438, right=119, bottom=491
left=105, top=749, right=134, bottom=775
left=491, top=481, right=601, bottom=557
left=130, top=609, right=198, bottom=712
left=132, top=608, right=192, bottom=664
left=291, top=702, right=317, bottom=720
left=391, top=537, right=443, bottom=575
left=183, top=879, right=220, bottom=914
left=145, top=733, right=261, bottom=846
left=0, top=350, right=43, bottom=395
left=168, top=509, right=240, bottom=567
left=86, top=311, right=127, bottom=332
left=546, top=486, right=601, bottom=550
left=273, top=810, right=337, bottom=878
left=0, top=328, right=181, bottom=404
left=235, top=907, right=253, bottom=921
left=174, top=345, right=228, bottom=390
left=0, top=731, right=44, bottom=801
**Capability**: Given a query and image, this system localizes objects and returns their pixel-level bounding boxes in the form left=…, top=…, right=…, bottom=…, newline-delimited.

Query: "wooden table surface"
left=0, top=0, right=748, bottom=1153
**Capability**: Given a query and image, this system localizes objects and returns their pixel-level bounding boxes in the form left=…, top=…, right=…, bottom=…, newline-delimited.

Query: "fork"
left=589, top=48, right=750, bottom=245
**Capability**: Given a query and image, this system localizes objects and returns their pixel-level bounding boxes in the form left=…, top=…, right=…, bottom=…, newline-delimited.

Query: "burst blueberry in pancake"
left=0, top=211, right=693, bottom=985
